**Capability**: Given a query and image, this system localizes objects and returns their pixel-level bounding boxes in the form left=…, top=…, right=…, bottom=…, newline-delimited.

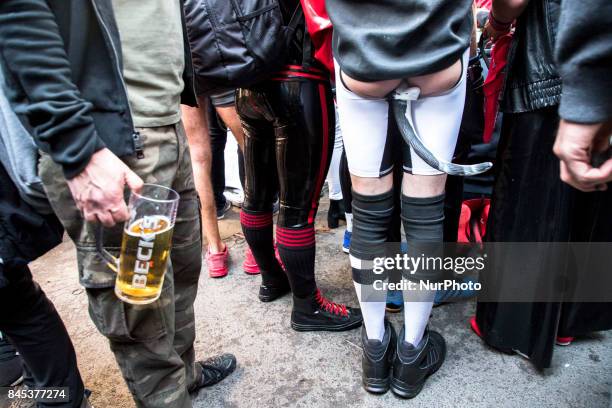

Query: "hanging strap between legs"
left=391, top=87, right=493, bottom=177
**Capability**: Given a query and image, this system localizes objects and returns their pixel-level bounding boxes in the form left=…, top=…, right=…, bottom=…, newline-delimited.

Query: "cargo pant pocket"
left=86, top=283, right=171, bottom=343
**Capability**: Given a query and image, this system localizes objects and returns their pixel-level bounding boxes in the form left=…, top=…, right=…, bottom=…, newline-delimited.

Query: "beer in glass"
left=96, top=184, right=179, bottom=305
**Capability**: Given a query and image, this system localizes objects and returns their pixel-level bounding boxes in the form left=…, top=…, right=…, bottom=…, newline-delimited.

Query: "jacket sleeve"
left=0, top=0, right=106, bottom=179
left=555, top=0, right=612, bottom=124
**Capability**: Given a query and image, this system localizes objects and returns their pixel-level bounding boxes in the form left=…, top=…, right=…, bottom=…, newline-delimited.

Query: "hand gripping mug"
left=96, top=184, right=179, bottom=305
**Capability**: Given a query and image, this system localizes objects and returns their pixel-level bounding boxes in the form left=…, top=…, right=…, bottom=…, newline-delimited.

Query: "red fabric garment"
left=300, top=0, right=334, bottom=75
left=482, top=33, right=512, bottom=143
left=474, top=0, right=492, bottom=10
left=457, top=198, right=491, bottom=244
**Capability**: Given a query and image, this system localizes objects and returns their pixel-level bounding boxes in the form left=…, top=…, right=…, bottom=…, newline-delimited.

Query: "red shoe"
left=243, top=246, right=260, bottom=275
left=556, top=336, right=574, bottom=346
left=207, top=245, right=229, bottom=278
left=470, top=316, right=483, bottom=338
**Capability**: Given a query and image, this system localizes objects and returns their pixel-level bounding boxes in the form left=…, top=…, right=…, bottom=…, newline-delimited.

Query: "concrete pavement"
left=21, top=205, right=612, bottom=408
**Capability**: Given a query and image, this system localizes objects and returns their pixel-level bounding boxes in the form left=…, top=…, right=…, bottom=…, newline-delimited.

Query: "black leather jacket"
left=501, top=0, right=562, bottom=114
left=0, top=0, right=197, bottom=179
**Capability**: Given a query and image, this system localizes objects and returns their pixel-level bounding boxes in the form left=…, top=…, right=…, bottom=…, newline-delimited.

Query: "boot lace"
left=315, top=289, right=348, bottom=317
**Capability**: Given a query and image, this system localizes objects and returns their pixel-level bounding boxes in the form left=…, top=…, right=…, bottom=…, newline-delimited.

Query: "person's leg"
left=0, top=330, right=23, bottom=387
left=327, top=107, right=344, bottom=201
left=339, top=149, right=353, bottom=253
left=0, top=265, right=86, bottom=408
left=210, top=89, right=244, bottom=152
left=171, top=122, right=236, bottom=391
left=38, top=124, right=222, bottom=408
left=274, top=80, right=332, bottom=299
left=339, top=149, right=352, bottom=222
left=40, top=156, right=189, bottom=408
left=335, top=61, right=395, bottom=339
left=106, top=124, right=233, bottom=405
left=182, top=99, right=228, bottom=277
left=236, top=87, right=289, bottom=300
left=215, top=97, right=248, bottom=199
left=271, top=79, right=362, bottom=331
left=87, top=269, right=189, bottom=408
left=326, top=106, right=345, bottom=228
left=87, top=125, right=194, bottom=408
left=215, top=103, right=245, bottom=151
left=335, top=63, right=397, bottom=393
left=399, top=191, right=441, bottom=346
left=386, top=54, right=468, bottom=399
left=212, top=93, right=256, bottom=277
left=237, top=147, right=246, bottom=189
left=210, top=90, right=245, bottom=216
left=400, top=51, right=468, bottom=346
left=233, top=91, right=279, bottom=212
left=207, top=99, right=230, bottom=216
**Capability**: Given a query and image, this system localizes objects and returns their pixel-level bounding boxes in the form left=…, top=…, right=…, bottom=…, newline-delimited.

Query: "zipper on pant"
left=90, top=0, right=144, bottom=159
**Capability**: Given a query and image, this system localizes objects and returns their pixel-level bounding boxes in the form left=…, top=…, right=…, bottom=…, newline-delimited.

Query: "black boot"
left=327, top=199, right=346, bottom=229
left=362, top=320, right=396, bottom=394
left=259, top=273, right=291, bottom=302
left=391, top=327, right=446, bottom=399
left=291, top=289, right=362, bottom=332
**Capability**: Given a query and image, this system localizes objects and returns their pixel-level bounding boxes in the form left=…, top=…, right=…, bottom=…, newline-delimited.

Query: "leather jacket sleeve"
left=0, top=0, right=106, bottom=179
left=555, top=0, right=612, bottom=123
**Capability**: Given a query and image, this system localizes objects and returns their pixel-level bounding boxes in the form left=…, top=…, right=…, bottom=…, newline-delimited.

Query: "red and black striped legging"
left=236, top=67, right=334, bottom=298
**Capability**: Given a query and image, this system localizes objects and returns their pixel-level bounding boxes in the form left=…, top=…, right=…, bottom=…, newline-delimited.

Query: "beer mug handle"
left=95, top=224, right=119, bottom=273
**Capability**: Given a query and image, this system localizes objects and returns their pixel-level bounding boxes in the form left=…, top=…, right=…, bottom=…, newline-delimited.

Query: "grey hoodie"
left=0, top=69, right=51, bottom=214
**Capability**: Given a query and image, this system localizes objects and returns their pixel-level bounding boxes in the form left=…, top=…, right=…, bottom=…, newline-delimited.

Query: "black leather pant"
left=236, top=78, right=335, bottom=228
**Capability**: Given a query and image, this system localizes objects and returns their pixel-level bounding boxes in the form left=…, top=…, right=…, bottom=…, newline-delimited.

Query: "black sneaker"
left=216, top=200, right=232, bottom=220
left=362, top=320, right=396, bottom=394
left=391, top=327, right=446, bottom=399
left=0, top=333, right=23, bottom=387
left=290, top=289, right=363, bottom=332
left=259, top=275, right=291, bottom=302
left=190, top=353, right=237, bottom=391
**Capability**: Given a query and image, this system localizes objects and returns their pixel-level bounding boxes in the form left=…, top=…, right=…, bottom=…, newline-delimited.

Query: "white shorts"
left=334, top=50, right=469, bottom=177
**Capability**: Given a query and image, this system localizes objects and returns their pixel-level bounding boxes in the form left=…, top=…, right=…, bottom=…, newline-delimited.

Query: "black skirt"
left=327, top=0, right=473, bottom=81
left=476, top=108, right=612, bottom=370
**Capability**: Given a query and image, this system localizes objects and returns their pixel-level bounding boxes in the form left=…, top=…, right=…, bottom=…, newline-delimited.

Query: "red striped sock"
left=241, top=210, right=284, bottom=282
left=276, top=225, right=317, bottom=298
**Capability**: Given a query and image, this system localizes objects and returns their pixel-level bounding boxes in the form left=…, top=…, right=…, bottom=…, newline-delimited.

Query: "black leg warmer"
left=401, top=194, right=445, bottom=282
left=350, top=189, right=395, bottom=284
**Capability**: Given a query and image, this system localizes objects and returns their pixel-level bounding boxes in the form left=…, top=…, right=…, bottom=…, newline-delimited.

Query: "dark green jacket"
left=0, top=0, right=197, bottom=179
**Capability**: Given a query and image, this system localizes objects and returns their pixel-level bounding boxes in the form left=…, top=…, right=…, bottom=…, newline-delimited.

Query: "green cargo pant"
left=39, top=122, right=202, bottom=408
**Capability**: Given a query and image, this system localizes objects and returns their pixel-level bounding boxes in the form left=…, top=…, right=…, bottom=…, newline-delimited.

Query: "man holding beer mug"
left=0, top=1, right=236, bottom=407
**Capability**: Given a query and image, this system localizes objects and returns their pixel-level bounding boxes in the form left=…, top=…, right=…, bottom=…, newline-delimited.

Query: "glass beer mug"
left=96, top=184, right=179, bottom=305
